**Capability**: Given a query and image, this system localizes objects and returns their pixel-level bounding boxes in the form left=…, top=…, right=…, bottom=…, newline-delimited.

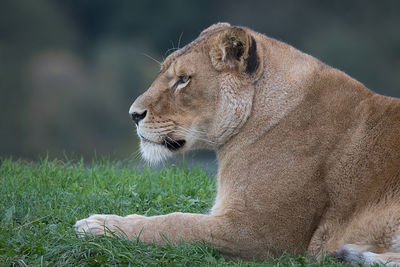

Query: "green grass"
left=0, top=158, right=345, bottom=266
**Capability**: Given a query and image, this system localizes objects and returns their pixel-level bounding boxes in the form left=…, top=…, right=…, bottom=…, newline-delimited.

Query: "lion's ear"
left=200, top=22, right=231, bottom=36
left=209, top=27, right=259, bottom=74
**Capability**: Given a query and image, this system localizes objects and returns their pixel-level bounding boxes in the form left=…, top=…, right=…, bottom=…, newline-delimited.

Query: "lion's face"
left=129, top=51, right=219, bottom=163
left=129, top=24, right=260, bottom=163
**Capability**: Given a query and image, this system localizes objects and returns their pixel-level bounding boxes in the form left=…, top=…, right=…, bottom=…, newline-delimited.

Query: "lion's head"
left=129, top=23, right=262, bottom=163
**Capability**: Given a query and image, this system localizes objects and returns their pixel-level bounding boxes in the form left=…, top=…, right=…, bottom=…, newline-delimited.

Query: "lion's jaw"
left=137, top=135, right=174, bottom=164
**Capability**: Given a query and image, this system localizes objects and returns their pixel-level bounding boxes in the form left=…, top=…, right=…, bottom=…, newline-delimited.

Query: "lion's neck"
left=217, top=38, right=319, bottom=161
left=212, top=43, right=321, bottom=217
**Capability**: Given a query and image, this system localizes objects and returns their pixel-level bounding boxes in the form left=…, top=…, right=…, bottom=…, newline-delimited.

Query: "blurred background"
left=1, top=0, right=400, bottom=165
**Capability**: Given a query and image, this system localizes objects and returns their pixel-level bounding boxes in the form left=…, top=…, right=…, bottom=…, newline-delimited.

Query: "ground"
left=0, top=158, right=347, bottom=266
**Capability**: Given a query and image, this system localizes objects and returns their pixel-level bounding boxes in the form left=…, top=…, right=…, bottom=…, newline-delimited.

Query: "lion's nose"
left=130, top=110, right=147, bottom=125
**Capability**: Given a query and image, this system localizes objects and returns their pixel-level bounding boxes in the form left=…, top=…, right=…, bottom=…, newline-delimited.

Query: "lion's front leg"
left=75, top=212, right=224, bottom=245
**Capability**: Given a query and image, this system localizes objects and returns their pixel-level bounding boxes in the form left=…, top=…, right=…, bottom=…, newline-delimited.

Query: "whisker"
left=141, top=53, right=161, bottom=65
left=134, top=150, right=142, bottom=159
left=165, top=135, right=181, bottom=146
left=176, top=126, right=209, bottom=136
left=177, top=32, right=184, bottom=49
left=174, top=126, right=210, bottom=140
left=165, top=47, right=178, bottom=56
left=164, top=40, right=178, bottom=56
left=162, top=138, right=175, bottom=150
left=170, top=128, right=217, bottom=146
left=134, top=149, right=145, bottom=164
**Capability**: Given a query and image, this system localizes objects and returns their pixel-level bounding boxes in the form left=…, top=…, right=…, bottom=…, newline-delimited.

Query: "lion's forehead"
left=160, top=27, right=226, bottom=73
left=160, top=43, right=199, bottom=73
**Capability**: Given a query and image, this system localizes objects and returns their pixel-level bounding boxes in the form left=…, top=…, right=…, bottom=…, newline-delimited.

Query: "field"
left=0, top=158, right=345, bottom=266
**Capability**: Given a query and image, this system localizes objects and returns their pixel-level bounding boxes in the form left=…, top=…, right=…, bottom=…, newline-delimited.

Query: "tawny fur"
left=75, top=23, right=400, bottom=264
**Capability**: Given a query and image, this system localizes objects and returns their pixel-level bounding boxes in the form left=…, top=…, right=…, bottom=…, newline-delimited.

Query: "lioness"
left=75, top=23, right=400, bottom=265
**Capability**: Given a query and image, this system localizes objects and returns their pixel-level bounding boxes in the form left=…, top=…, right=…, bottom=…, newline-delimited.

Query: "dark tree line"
left=1, top=0, right=399, bottom=160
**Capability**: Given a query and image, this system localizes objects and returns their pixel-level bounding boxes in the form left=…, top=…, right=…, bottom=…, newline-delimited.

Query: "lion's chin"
left=139, top=140, right=174, bottom=164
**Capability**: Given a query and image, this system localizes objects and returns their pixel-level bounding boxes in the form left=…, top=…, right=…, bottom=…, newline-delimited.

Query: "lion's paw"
left=74, top=214, right=117, bottom=236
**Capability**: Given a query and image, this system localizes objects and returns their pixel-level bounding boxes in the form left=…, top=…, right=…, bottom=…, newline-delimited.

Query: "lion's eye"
left=173, top=75, right=191, bottom=90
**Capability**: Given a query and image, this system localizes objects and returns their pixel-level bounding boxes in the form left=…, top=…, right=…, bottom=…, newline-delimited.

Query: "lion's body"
left=76, top=23, right=400, bottom=265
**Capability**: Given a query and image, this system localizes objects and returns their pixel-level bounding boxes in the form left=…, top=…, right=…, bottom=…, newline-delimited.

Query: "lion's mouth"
left=162, top=139, right=186, bottom=151
left=139, top=134, right=185, bottom=151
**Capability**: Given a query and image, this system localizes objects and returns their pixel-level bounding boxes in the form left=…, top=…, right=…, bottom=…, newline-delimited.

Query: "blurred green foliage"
left=1, top=0, right=399, bottom=160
